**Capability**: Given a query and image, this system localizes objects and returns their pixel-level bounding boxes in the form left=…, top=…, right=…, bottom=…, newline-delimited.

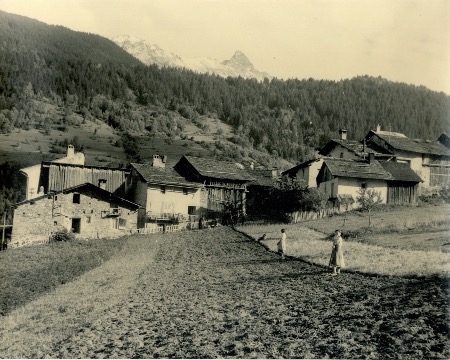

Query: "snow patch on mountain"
left=112, top=35, right=271, bottom=81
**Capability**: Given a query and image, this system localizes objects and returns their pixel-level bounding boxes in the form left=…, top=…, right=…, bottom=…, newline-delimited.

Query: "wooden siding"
left=387, top=183, right=418, bottom=205
left=46, top=165, right=127, bottom=194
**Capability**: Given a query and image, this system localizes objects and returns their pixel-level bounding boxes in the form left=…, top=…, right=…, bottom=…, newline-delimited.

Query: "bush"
left=51, top=229, right=75, bottom=242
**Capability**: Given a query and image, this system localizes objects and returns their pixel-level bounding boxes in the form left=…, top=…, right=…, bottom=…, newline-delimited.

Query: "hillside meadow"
left=0, top=228, right=448, bottom=358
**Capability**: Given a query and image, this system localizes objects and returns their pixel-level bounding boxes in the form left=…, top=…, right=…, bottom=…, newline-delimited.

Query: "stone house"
left=125, top=155, right=206, bottom=229
left=11, top=183, right=140, bottom=248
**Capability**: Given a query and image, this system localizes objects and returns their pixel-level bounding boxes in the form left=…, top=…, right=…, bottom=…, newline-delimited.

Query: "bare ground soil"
left=0, top=228, right=448, bottom=359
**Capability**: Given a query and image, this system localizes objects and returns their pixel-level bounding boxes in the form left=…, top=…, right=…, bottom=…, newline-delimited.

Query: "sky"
left=1, top=0, right=449, bottom=94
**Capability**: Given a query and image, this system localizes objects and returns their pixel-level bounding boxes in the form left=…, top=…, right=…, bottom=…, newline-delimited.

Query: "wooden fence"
left=289, top=208, right=340, bottom=223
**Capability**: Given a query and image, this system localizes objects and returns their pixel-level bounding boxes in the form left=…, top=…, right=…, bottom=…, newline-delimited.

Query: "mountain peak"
left=222, top=50, right=253, bottom=69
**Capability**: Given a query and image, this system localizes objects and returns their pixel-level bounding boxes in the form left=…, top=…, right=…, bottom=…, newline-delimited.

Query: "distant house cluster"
left=282, top=126, right=450, bottom=211
left=10, top=125, right=450, bottom=248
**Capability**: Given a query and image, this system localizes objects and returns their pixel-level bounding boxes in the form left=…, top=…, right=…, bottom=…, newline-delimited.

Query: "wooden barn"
left=39, top=162, right=128, bottom=196
left=174, top=156, right=254, bottom=215
left=379, top=161, right=423, bottom=205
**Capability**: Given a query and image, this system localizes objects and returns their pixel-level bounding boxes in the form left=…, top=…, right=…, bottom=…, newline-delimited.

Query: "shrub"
left=51, top=229, right=75, bottom=242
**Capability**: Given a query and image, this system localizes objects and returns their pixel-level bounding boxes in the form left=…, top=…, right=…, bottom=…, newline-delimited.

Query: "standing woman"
left=278, top=229, right=287, bottom=260
left=329, top=230, right=345, bottom=275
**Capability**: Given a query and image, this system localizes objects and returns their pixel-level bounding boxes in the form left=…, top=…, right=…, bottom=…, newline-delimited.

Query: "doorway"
left=71, top=218, right=81, bottom=234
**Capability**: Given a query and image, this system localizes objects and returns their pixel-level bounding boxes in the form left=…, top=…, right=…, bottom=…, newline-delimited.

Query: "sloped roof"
left=247, top=169, right=279, bottom=187
left=323, top=158, right=394, bottom=180
left=130, top=163, right=202, bottom=188
left=319, top=139, right=391, bottom=157
left=368, top=131, right=450, bottom=156
left=183, top=156, right=254, bottom=181
left=14, top=183, right=141, bottom=209
left=379, top=161, right=423, bottom=183
left=282, top=157, right=323, bottom=176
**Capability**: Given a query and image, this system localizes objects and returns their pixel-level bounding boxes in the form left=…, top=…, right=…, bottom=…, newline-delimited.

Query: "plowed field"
left=0, top=227, right=448, bottom=358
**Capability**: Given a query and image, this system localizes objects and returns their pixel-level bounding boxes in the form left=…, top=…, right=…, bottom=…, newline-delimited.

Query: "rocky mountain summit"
left=112, top=35, right=271, bottom=81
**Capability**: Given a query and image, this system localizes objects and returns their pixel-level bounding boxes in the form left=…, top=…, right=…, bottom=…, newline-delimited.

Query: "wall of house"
left=11, top=192, right=138, bottom=248
left=326, top=146, right=360, bottom=160
left=392, top=149, right=429, bottom=187
left=146, top=184, right=203, bottom=216
left=319, top=177, right=387, bottom=207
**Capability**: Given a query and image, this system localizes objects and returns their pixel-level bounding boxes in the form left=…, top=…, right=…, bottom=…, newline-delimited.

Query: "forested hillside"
left=1, top=9, right=449, bottom=163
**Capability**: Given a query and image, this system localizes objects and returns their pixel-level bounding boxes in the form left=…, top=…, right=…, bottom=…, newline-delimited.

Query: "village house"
left=316, top=155, right=422, bottom=210
left=10, top=183, right=140, bottom=248
left=125, top=155, right=206, bottom=229
left=174, top=155, right=254, bottom=216
left=363, top=125, right=450, bottom=188
left=282, top=129, right=390, bottom=189
left=281, top=157, right=323, bottom=188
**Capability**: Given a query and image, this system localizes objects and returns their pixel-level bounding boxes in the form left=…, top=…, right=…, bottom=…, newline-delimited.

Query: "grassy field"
left=237, top=204, right=450, bottom=277
left=0, top=237, right=125, bottom=316
left=0, top=228, right=448, bottom=358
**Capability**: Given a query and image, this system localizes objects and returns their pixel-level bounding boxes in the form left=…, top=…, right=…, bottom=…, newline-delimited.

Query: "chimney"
left=250, top=162, right=254, bottom=170
left=339, top=129, right=347, bottom=140
left=368, top=152, right=375, bottom=164
left=152, top=154, right=166, bottom=168
left=67, top=144, right=75, bottom=158
left=98, top=179, right=107, bottom=190
left=376, top=124, right=381, bottom=132
left=271, top=168, right=278, bottom=178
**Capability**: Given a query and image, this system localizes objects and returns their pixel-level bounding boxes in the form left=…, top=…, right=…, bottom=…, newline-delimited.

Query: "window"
left=160, top=185, right=166, bottom=194
left=86, top=216, right=91, bottom=224
left=71, top=218, right=81, bottom=233
left=119, top=218, right=127, bottom=228
left=183, top=188, right=188, bottom=195
left=73, top=193, right=80, bottom=204
left=54, top=221, right=58, bottom=226
left=54, top=195, right=58, bottom=201
left=340, top=152, right=344, bottom=158
left=188, top=206, right=196, bottom=215
left=361, top=182, right=367, bottom=189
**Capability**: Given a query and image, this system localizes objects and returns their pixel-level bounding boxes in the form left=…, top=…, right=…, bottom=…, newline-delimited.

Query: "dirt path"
left=0, top=228, right=448, bottom=358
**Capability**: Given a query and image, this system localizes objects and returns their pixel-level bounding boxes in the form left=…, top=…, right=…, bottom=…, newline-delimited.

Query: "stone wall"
left=11, top=191, right=138, bottom=248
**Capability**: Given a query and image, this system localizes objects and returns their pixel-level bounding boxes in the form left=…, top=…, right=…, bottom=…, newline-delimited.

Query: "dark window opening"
left=160, top=186, right=166, bottom=194
left=183, top=188, right=188, bottom=195
left=361, top=182, right=367, bottom=189
left=73, top=193, right=80, bottom=204
left=188, top=206, right=196, bottom=215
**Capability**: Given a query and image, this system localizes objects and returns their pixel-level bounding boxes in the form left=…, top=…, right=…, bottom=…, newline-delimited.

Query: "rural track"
left=0, top=227, right=448, bottom=358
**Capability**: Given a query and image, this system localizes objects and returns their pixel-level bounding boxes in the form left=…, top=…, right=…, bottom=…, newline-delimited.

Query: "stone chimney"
left=271, top=168, right=278, bottom=178
left=98, top=179, right=107, bottom=190
left=368, top=152, right=375, bottom=164
left=339, top=129, right=347, bottom=140
left=376, top=124, right=381, bottom=132
left=152, top=155, right=166, bottom=168
left=250, top=162, right=254, bottom=170
left=67, top=144, right=75, bottom=158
